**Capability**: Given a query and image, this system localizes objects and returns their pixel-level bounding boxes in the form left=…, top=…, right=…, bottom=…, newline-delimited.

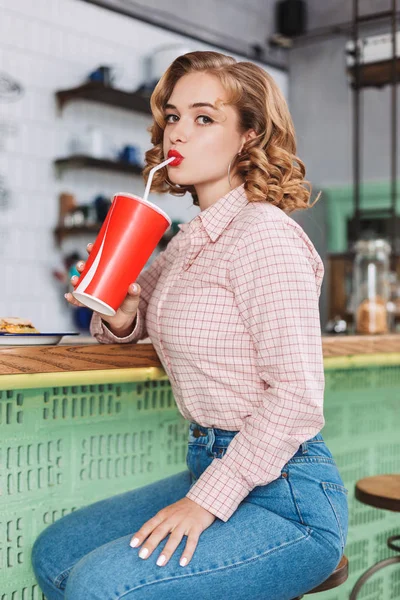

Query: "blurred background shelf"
left=348, top=58, right=400, bottom=88
left=55, top=81, right=152, bottom=114
left=54, top=224, right=102, bottom=246
left=54, top=155, right=143, bottom=176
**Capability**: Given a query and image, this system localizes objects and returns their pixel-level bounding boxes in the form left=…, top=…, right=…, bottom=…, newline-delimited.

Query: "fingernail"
left=130, top=538, right=139, bottom=548
left=180, top=557, right=188, bottom=567
left=139, top=548, right=149, bottom=559
left=132, top=284, right=138, bottom=293
left=77, top=262, right=84, bottom=269
left=156, top=555, right=166, bottom=567
left=64, top=293, right=68, bottom=299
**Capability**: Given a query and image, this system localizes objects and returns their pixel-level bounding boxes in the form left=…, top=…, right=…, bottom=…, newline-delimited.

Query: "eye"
left=197, top=115, right=214, bottom=125
left=164, top=114, right=178, bottom=124
left=163, top=114, right=214, bottom=126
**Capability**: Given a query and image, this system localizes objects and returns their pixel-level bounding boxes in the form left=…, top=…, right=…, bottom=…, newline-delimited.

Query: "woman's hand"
left=130, top=497, right=216, bottom=567
left=64, top=242, right=141, bottom=334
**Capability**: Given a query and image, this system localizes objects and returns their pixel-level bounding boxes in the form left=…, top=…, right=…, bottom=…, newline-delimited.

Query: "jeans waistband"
left=188, top=422, right=324, bottom=455
left=189, top=422, right=239, bottom=439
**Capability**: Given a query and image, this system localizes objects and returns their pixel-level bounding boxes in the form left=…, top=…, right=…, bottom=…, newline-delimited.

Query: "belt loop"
left=206, top=428, right=216, bottom=456
left=301, top=441, right=308, bottom=454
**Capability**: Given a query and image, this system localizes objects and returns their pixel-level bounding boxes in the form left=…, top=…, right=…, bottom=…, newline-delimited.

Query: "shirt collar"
left=178, top=184, right=249, bottom=242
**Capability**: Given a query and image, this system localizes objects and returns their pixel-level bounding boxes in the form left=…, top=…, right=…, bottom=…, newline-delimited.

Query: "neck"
left=194, top=176, right=243, bottom=212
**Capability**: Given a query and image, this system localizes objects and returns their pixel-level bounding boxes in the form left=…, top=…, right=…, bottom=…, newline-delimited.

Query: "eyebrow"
left=164, top=102, right=218, bottom=111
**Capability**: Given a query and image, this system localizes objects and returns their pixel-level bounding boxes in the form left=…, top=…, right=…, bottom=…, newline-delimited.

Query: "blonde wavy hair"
left=143, top=50, right=317, bottom=212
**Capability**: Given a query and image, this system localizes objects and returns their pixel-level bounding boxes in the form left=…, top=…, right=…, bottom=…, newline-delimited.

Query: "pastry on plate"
left=0, top=317, right=40, bottom=333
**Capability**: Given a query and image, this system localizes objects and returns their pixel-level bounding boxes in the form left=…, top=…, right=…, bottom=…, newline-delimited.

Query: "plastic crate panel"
left=0, top=580, right=45, bottom=600
left=323, top=396, right=399, bottom=446
left=0, top=389, right=25, bottom=426
left=0, top=511, right=27, bottom=574
left=77, top=426, right=157, bottom=484
left=346, top=539, right=370, bottom=574
left=391, top=568, right=400, bottom=600
left=0, top=500, right=82, bottom=591
left=40, top=504, right=79, bottom=530
left=43, top=384, right=124, bottom=422
left=0, top=366, right=399, bottom=599
left=0, top=382, right=178, bottom=438
left=349, top=500, right=386, bottom=528
left=325, top=364, right=400, bottom=392
left=316, top=365, right=400, bottom=600
left=136, top=379, right=176, bottom=412
left=70, top=417, right=188, bottom=498
left=163, top=418, right=190, bottom=467
left=0, top=436, right=66, bottom=503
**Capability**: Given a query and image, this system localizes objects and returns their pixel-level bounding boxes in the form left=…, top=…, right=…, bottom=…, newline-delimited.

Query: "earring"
left=227, top=152, right=241, bottom=189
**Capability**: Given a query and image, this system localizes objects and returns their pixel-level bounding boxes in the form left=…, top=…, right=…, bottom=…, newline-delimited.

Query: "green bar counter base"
left=1, top=335, right=400, bottom=599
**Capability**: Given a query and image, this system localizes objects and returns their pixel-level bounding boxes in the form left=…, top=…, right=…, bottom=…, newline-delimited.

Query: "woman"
left=32, top=51, right=348, bottom=600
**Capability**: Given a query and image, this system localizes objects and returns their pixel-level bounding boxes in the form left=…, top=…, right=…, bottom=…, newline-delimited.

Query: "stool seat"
left=355, top=474, right=400, bottom=512
left=350, top=474, right=400, bottom=599
left=306, top=555, right=348, bottom=594
left=291, top=556, right=348, bottom=599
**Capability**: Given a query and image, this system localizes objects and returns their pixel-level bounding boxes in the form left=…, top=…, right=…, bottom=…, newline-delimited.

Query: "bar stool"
left=291, top=555, right=348, bottom=599
left=350, top=474, right=400, bottom=599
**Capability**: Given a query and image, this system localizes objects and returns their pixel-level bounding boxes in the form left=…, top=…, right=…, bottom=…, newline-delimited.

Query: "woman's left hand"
left=129, top=497, right=216, bottom=567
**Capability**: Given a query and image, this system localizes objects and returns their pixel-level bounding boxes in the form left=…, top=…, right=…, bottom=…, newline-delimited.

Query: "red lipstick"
left=167, top=149, right=184, bottom=166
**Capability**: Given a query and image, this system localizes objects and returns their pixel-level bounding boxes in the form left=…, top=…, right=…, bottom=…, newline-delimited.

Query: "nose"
left=168, top=117, right=189, bottom=145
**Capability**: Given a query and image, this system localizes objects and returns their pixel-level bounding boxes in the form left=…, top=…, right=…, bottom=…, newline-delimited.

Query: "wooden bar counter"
left=0, top=333, right=400, bottom=381
left=1, top=334, right=400, bottom=599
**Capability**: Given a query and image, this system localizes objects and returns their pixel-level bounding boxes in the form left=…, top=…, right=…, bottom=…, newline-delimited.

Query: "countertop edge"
left=0, top=367, right=169, bottom=390
left=1, top=336, right=400, bottom=378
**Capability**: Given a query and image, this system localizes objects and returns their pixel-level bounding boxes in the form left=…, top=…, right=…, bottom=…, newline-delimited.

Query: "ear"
left=240, top=129, right=257, bottom=152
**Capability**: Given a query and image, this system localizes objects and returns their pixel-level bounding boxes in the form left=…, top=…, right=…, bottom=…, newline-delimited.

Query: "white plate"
left=0, top=333, right=80, bottom=346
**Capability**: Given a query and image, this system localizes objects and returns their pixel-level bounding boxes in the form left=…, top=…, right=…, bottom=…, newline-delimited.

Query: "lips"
left=167, top=149, right=184, bottom=166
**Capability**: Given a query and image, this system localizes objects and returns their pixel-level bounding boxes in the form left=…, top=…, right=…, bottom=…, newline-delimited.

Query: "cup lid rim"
left=114, top=193, right=171, bottom=225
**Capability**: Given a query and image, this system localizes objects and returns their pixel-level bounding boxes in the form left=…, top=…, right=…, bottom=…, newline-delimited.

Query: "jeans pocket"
left=322, top=482, right=349, bottom=551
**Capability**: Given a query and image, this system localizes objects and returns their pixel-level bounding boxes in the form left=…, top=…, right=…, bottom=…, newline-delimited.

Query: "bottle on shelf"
left=353, top=239, right=391, bottom=335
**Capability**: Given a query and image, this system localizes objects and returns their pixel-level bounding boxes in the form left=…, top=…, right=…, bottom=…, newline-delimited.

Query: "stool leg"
left=349, top=556, right=400, bottom=599
left=388, top=534, right=400, bottom=552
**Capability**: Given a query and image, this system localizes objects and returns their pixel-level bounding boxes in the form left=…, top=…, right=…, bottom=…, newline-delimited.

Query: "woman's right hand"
left=65, top=242, right=141, bottom=335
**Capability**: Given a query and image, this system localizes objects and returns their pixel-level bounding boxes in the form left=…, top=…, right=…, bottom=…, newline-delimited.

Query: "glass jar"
left=387, top=271, right=400, bottom=332
left=353, top=239, right=391, bottom=334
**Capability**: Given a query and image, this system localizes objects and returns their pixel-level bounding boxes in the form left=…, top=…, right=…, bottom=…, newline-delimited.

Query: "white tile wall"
left=0, top=0, right=287, bottom=331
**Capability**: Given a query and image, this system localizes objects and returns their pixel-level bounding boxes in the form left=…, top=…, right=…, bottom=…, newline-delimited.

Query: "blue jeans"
left=32, top=423, right=348, bottom=600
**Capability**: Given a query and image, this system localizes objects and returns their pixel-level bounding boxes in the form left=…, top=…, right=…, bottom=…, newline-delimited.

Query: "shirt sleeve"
left=186, top=218, right=325, bottom=521
left=90, top=231, right=182, bottom=344
left=90, top=308, right=144, bottom=344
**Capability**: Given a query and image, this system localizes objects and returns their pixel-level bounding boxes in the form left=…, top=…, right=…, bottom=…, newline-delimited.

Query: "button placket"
left=178, top=233, right=191, bottom=276
left=184, top=242, right=203, bottom=270
left=183, top=221, right=207, bottom=270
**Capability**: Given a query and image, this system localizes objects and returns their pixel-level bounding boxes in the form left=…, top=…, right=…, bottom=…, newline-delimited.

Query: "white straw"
left=143, top=156, right=175, bottom=203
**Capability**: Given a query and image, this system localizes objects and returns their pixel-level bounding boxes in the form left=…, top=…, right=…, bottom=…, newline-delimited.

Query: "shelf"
left=348, top=58, right=400, bottom=88
left=54, top=224, right=102, bottom=246
left=54, top=222, right=173, bottom=248
left=55, top=81, right=152, bottom=114
left=54, top=155, right=143, bottom=177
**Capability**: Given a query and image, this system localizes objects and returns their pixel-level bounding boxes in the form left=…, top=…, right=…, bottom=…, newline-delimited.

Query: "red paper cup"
left=72, top=193, right=171, bottom=316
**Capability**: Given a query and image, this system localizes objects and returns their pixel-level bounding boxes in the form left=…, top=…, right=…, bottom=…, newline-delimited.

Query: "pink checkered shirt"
left=91, top=183, right=325, bottom=521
